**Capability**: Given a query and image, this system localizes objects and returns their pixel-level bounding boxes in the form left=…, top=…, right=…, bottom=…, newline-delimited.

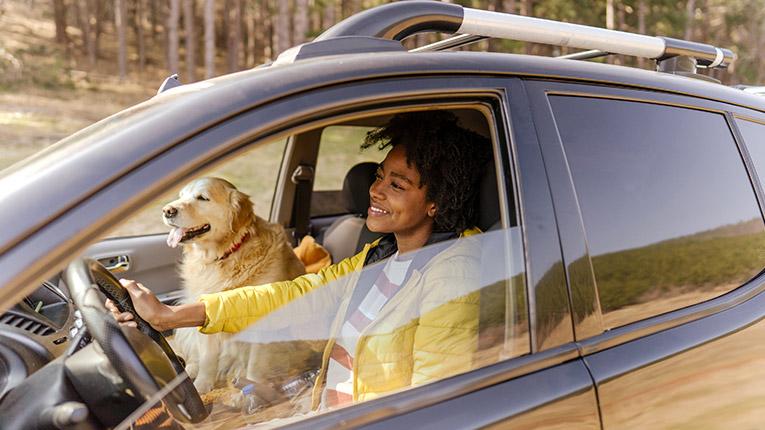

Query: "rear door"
left=527, top=79, right=765, bottom=428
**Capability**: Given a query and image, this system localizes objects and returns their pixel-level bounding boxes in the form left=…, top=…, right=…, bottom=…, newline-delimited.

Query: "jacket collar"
left=362, top=230, right=460, bottom=267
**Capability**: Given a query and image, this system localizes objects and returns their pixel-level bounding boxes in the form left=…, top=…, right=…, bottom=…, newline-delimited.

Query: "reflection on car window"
left=123, top=228, right=527, bottom=429
left=106, top=138, right=288, bottom=238
left=736, top=118, right=765, bottom=191
left=551, top=96, right=765, bottom=330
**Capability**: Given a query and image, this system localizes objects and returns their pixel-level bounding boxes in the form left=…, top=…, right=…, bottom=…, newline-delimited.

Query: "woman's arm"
left=105, top=279, right=206, bottom=331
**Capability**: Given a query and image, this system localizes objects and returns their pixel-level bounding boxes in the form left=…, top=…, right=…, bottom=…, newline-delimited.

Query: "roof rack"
left=301, top=0, right=735, bottom=77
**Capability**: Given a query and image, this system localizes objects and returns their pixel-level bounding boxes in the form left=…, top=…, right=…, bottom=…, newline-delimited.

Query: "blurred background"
left=1, top=0, right=764, bottom=169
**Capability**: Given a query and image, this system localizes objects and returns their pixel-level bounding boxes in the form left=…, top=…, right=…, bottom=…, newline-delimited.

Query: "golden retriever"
left=162, top=177, right=309, bottom=394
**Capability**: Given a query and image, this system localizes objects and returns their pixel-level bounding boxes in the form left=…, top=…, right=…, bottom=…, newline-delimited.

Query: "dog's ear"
left=229, top=188, right=255, bottom=232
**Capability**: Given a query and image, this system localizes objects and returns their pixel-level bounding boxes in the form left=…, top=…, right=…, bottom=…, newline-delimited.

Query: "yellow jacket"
left=199, top=228, right=481, bottom=409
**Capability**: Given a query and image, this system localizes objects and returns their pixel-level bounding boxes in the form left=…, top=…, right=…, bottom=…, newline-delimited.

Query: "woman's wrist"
left=162, top=302, right=207, bottom=330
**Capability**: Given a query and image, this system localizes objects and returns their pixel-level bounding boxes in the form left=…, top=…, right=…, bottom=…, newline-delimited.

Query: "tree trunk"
left=94, top=0, right=104, bottom=62
left=204, top=0, right=215, bottom=78
left=226, top=0, right=241, bottom=72
left=637, top=0, right=646, bottom=68
left=275, top=0, right=290, bottom=56
left=53, top=0, right=68, bottom=45
left=251, top=0, right=263, bottom=64
left=241, top=0, right=249, bottom=67
left=184, top=0, right=196, bottom=81
left=293, top=0, right=309, bottom=46
left=115, top=0, right=127, bottom=80
left=606, top=0, right=615, bottom=30
left=150, top=0, right=158, bottom=43
left=168, top=0, right=181, bottom=75
left=684, top=0, right=696, bottom=40
left=79, top=0, right=95, bottom=66
left=322, top=0, right=336, bottom=33
left=134, top=0, right=146, bottom=74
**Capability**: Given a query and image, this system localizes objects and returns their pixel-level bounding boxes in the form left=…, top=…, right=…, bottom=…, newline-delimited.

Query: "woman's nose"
left=369, top=179, right=384, bottom=200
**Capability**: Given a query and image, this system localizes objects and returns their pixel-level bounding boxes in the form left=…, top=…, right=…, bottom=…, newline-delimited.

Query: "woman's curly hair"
left=361, top=111, right=492, bottom=234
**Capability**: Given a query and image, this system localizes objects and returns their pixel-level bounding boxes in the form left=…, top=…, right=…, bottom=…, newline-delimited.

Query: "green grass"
left=594, top=225, right=765, bottom=312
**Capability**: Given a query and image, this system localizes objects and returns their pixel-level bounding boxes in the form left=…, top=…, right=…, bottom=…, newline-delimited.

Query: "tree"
left=294, top=0, right=309, bottom=45
left=275, top=0, right=290, bottom=55
left=204, top=0, right=215, bottom=78
left=184, top=0, right=196, bottom=81
left=52, top=0, right=68, bottom=45
left=169, top=0, right=181, bottom=75
left=115, top=0, right=127, bottom=80
left=134, top=0, right=146, bottom=74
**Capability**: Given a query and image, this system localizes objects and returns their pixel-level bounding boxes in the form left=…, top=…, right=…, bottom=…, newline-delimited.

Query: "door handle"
left=98, top=255, right=131, bottom=273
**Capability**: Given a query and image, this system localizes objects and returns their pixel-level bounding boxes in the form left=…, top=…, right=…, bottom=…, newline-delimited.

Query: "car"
left=2, top=1, right=765, bottom=429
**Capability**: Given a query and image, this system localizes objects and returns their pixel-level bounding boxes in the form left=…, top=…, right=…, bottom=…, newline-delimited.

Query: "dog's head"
left=162, top=177, right=254, bottom=249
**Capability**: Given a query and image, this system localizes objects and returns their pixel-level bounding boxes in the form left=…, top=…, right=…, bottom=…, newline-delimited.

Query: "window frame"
left=525, top=79, right=765, bottom=353
left=110, top=76, right=565, bottom=427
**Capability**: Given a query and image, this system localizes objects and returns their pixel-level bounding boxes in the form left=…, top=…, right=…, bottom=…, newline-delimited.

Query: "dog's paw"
left=193, top=377, right=215, bottom=394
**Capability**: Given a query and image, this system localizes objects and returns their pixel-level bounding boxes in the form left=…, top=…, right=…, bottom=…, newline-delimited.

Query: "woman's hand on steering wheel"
left=105, top=279, right=174, bottom=331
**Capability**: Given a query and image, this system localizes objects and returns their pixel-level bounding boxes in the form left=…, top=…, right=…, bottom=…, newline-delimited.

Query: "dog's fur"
left=163, top=177, right=310, bottom=394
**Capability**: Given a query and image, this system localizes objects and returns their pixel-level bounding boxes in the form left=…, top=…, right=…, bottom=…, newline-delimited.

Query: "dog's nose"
left=163, top=205, right=178, bottom=218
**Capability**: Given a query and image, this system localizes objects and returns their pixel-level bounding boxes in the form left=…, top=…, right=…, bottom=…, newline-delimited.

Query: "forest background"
left=1, top=0, right=765, bottom=170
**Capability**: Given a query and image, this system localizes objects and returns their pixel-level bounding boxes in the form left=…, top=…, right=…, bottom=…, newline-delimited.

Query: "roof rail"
left=310, top=0, right=735, bottom=75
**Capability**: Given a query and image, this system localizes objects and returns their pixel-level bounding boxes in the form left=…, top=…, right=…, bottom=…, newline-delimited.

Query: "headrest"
left=342, top=162, right=379, bottom=214
left=478, top=161, right=501, bottom=231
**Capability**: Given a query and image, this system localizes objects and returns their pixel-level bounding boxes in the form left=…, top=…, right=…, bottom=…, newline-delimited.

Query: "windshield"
left=120, top=228, right=527, bottom=429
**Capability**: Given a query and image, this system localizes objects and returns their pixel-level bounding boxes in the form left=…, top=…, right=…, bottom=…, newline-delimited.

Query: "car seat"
left=322, top=162, right=381, bottom=263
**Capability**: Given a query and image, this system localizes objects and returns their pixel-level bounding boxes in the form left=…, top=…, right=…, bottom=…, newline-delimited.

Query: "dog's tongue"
left=167, top=227, right=187, bottom=248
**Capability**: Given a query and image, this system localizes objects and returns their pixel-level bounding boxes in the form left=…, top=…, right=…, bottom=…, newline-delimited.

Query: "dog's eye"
left=196, top=195, right=209, bottom=201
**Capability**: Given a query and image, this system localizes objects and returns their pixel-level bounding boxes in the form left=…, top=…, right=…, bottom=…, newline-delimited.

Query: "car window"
left=550, top=96, right=765, bottom=330
left=121, top=227, right=527, bottom=429
left=114, top=105, right=529, bottom=428
left=105, top=138, right=288, bottom=237
left=311, top=126, right=389, bottom=217
left=735, top=118, right=765, bottom=191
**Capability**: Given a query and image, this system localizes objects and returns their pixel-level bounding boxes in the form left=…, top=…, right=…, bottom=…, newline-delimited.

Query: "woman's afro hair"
left=361, top=110, right=493, bottom=234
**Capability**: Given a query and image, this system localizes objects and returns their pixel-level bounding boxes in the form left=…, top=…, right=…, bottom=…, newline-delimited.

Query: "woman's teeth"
left=370, top=206, right=389, bottom=214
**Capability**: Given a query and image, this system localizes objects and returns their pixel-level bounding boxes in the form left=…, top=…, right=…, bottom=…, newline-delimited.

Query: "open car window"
left=120, top=228, right=527, bottom=429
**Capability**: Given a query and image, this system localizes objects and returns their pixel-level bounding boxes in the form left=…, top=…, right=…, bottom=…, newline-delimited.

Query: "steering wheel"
left=64, top=258, right=209, bottom=424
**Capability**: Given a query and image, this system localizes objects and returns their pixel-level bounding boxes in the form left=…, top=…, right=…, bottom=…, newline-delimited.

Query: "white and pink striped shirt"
left=322, top=252, right=412, bottom=408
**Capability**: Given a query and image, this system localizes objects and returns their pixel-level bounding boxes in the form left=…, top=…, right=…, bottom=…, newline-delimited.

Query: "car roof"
left=2, top=50, right=765, bottom=256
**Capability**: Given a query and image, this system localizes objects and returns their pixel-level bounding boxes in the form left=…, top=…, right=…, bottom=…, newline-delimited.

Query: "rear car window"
left=550, top=96, right=765, bottom=329
left=736, top=118, right=765, bottom=190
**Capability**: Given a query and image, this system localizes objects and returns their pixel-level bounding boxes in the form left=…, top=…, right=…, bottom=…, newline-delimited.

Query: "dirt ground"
left=0, top=0, right=160, bottom=171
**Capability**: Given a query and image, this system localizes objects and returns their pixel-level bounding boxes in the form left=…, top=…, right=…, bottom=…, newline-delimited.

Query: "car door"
left=257, top=77, right=600, bottom=429
left=527, top=79, right=765, bottom=428
left=84, top=235, right=182, bottom=302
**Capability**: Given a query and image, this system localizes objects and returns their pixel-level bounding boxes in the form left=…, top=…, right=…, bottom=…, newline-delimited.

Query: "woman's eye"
left=390, top=182, right=404, bottom=190
left=196, top=195, right=209, bottom=201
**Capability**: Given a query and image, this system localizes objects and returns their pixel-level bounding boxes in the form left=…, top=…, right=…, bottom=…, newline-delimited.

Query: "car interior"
left=0, top=105, right=524, bottom=428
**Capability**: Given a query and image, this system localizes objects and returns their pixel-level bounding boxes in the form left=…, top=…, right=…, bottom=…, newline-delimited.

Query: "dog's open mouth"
left=166, top=224, right=211, bottom=248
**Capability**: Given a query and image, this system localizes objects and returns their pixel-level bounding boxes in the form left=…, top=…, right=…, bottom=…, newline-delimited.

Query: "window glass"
left=111, top=110, right=528, bottom=428
left=551, top=96, right=765, bottom=329
left=314, top=126, right=387, bottom=191
left=736, top=118, right=765, bottom=191
left=106, top=138, right=287, bottom=237
left=122, top=228, right=527, bottom=429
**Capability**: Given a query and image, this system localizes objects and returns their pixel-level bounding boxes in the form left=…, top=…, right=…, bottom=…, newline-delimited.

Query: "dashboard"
left=0, top=277, right=81, bottom=398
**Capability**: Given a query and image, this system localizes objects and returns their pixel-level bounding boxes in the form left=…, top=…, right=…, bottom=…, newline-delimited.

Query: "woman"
left=109, top=110, right=493, bottom=410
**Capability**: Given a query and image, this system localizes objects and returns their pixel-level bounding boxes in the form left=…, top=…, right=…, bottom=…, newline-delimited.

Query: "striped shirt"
left=322, top=252, right=412, bottom=408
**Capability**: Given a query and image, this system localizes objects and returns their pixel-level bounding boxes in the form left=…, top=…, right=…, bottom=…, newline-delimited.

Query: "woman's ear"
left=427, top=204, right=437, bottom=218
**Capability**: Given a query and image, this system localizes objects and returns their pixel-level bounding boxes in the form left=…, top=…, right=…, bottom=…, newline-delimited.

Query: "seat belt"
left=291, top=164, right=315, bottom=243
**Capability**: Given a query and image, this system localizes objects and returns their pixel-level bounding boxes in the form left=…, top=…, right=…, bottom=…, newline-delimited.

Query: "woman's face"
left=366, top=145, right=436, bottom=242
